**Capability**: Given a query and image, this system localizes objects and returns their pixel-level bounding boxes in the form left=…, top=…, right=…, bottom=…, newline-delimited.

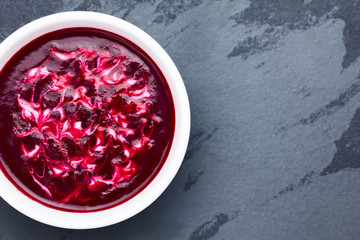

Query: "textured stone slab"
left=1, top=0, right=360, bottom=239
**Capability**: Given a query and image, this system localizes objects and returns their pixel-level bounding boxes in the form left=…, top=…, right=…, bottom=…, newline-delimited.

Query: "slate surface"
left=1, top=0, right=360, bottom=239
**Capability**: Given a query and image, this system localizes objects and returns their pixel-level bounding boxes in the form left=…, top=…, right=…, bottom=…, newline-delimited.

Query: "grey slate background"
left=1, top=0, right=360, bottom=239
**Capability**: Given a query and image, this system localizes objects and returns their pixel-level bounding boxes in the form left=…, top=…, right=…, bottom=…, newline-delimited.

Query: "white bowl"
left=0, top=11, right=190, bottom=229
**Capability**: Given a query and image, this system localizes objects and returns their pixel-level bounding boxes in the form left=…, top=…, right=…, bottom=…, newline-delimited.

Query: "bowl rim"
left=0, top=11, right=190, bottom=229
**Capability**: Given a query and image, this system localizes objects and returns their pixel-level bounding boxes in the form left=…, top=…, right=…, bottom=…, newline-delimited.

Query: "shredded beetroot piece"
left=13, top=46, right=161, bottom=204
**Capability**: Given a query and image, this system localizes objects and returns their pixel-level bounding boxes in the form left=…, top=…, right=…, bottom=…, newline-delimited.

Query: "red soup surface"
left=0, top=28, right=175, bottom=212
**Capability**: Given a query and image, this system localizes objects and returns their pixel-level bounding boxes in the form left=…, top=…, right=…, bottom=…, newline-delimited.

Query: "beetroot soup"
left=0, top=28, right=175, bottom=211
